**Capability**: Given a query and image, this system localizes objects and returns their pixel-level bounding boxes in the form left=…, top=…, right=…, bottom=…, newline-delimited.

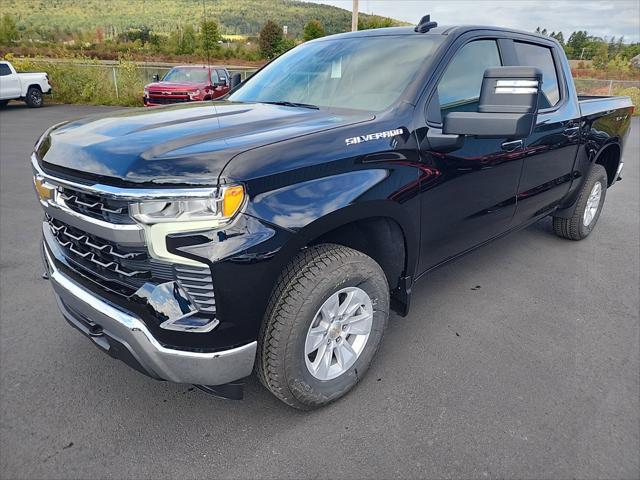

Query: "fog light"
left=134, top=281, right=219, bottom=333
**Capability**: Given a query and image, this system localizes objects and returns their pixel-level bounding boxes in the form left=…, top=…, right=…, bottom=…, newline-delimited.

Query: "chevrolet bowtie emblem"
left=33, top=175, right=55, bottom=201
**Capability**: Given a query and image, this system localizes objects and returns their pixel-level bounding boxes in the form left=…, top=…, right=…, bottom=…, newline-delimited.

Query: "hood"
left=37, top=102, right=374, bottom=186
left=146, top=81, right=206, bottom=91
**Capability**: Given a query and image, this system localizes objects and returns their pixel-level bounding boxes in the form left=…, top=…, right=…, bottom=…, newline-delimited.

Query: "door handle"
left=501, top=139, right=523, bottom=152
left=563, top=126, right=580, bottom=137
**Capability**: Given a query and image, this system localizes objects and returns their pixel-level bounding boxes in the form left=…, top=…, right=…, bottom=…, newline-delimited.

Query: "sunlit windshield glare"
left=162, top=68, right=210, bottom=83
left=229, top=35, right=443, bottom=111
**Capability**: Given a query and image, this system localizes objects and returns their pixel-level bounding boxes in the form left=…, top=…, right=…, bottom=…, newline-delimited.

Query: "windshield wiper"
left=260, top=101, right=319, bottom=110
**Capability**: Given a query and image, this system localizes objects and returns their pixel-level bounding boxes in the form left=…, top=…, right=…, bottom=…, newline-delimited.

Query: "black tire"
left=553, top=164, right=607, bottom=240
left=257, top=244, right=390, bottom=410
left=0, top=100, right=8, bottom=108
left=25, top=86, right=43, bottom=108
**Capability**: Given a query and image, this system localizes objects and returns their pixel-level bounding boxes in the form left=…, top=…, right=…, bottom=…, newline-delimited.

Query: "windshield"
left=229, top=35, right=443, bottom=112
left=162, top=67, right=211, bottom=83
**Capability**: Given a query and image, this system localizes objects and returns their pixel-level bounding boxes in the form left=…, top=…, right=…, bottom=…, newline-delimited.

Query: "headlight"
left=130, top=185, right=244, bottom=225
left=188, top=89, right=201, bottom=99
left=144, top=88, right=149, bottom=97
left=129, top=185, right=245, bottom=266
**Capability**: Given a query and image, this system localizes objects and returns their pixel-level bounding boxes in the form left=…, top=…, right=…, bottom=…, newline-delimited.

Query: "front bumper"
left=43, top=244, right=257, bottom=386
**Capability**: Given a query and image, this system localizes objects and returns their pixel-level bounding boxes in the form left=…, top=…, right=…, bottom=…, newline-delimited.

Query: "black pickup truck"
left=33, top=17, right=634, bottom=409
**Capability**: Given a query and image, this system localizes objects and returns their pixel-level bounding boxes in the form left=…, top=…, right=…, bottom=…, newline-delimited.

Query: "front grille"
left=48, top=216, right=151, bottom=292
left=150, top=91, right=189, bottom=96
left=147, top=96, right=190, bottom=105
left=59, top=186, right=133, bottom=224
left=47, top=216, right=216, bottom=314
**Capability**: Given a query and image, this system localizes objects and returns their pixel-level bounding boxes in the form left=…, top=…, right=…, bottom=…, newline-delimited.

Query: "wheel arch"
left=26, top=83, right=43, bottom=93
left=592, top=141, right=621, bottom=186
left=272, top=201, right=418, bottom=315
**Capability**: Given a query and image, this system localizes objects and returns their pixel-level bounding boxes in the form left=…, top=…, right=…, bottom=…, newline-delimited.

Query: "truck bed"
left=578, top=95, right=634, bottom=118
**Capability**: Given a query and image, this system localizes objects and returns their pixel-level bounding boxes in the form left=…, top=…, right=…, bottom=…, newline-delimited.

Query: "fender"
left=244, top=168, right=420, bottom=278
left=555, top=139, right=621, bottom=218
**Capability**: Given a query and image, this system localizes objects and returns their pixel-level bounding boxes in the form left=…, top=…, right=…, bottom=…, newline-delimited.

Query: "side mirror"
left=152, top=74, right=160, bottom=82
left=229, top=73, right=242, bottom=89
left=443, top=66, right=542, bottom=139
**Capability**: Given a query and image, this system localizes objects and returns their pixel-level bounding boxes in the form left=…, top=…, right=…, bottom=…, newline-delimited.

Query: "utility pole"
left=202, top=0, right=211, bottom=69
left=351, top=0, right=359, bottom=31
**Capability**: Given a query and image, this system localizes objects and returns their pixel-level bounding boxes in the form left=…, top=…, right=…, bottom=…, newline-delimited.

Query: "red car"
left=143, top=65, right=231, bottom=106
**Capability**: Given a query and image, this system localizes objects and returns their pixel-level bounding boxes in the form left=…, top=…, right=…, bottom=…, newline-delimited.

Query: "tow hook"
left=88, top=324, right=104, bottom=337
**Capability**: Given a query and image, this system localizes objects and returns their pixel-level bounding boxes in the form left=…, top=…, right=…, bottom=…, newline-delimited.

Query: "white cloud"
left=305, top=0, right=640, bottom=41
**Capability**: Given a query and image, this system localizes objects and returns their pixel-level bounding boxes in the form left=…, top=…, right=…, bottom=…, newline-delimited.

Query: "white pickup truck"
left=0, top=60, right=52, bottom=108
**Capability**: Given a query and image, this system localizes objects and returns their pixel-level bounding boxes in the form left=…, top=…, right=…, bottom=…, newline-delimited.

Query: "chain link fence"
left=574, top=78, right=639, bottom=102
left=7, top=56, right=257, bottom=105
left=61, top=63, right=257, bottom=100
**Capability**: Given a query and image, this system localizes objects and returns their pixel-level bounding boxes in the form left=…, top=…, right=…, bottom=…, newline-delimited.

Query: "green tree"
left=566, top=30, right=589, bottom=59
left=172, top=24, right=197, bottom=55
left=259, top=20, right=283, bottom=59
left=303, top=20, right=325, bottom=41
left=0, top=14, right=18, bottom=45
left=275, top=36, right=296, bottom=56
left=358, top=16, right=394, bottom=30
left=200, top=19, right=221, bottom=54
left=592, top=42, right=609, bottom=70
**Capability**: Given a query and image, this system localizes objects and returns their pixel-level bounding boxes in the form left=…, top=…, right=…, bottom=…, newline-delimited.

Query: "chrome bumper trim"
left=44, top=245, right=257, bottom=385
left=42, top=199, right=145, bottom=246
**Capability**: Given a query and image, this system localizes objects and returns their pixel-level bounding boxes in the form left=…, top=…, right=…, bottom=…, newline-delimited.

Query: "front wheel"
left=553, top=164, right=608, bottom=240
left=25, top=87, right=43, bottom=108
left=257, top=244, right=389, bottom=410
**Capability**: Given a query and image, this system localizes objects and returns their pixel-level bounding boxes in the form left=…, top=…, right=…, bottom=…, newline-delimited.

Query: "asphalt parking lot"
left=1, top=103, right=638, bottom=479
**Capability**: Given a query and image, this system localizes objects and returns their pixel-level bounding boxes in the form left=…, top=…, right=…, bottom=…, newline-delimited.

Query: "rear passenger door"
left=509, top=39, right=581, bottom=224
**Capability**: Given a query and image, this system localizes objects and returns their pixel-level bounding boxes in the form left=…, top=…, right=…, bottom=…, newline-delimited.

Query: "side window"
left=0, top=64, right=11, bottom=76
left=514, top=42, right=560, bottom=108
left=437, top=40, right=502, bottom=118
left=209, top=69, right=219, bottom=84
left=216, top=69, right=228, bottom=84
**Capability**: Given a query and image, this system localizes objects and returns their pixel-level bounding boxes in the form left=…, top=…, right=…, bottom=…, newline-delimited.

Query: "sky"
left=307, top=0, right=640, bottom=42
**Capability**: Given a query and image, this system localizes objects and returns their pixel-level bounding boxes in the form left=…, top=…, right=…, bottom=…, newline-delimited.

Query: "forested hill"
left=4, top=0, right=406, bottom=37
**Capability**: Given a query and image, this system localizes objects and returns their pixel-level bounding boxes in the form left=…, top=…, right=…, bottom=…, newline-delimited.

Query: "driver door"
left=417, top=39, right=524, bottom=273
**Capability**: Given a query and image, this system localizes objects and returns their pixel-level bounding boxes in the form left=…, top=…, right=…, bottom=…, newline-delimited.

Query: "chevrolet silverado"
left=33, top=17, right=634, bottom=409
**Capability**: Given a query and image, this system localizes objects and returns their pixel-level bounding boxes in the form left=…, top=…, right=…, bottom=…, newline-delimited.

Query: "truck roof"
left=320, top=25, right=553, bottom=43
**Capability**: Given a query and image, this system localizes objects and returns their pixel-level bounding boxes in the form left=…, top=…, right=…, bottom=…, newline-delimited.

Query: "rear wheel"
left=25, top=87, right=43, bottom=108
left=553, top=164, right=607, bottom=240
left=257, top=244, right=389, bottom=410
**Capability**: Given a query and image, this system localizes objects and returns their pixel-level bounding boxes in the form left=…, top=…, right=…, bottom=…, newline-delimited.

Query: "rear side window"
left=514, top=42, right=560, bottom=108
left=0, top=64, right=11, bottom=76
left=216, top=69, right=227, bottom=83
left=437, top=40, right=502, bottom=117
